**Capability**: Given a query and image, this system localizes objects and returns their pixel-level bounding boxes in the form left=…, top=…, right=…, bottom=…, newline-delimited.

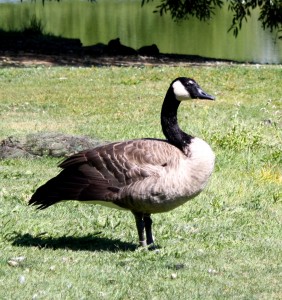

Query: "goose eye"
left=184, top=80, right=195, bottom=89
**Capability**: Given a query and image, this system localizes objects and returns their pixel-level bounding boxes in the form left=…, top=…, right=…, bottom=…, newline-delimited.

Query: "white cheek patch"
left=172, top=80, right=191, bottom=101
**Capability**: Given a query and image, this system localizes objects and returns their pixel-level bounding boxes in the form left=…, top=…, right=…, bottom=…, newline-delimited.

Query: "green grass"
left=0, top=65, right=281, bottom=299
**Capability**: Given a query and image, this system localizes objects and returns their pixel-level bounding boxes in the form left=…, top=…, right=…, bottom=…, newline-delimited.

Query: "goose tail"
left=29, top=176, right=65, bottom=209
left=29, top=169, right=85, bottom=209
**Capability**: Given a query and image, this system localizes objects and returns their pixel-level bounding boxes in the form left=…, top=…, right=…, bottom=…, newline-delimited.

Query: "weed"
left=210, top=124, right=263, bottom=151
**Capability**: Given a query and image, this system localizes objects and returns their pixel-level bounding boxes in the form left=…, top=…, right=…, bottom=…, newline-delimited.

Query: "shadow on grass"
left=10, top=232, right=136, bottom=252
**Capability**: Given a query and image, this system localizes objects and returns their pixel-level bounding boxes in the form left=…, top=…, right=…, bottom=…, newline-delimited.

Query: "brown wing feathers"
left=29, top=165, right=113, bottom=209
left=29, top=139, right=176, bottom=210
left=29, top=144, right=121, bottom=209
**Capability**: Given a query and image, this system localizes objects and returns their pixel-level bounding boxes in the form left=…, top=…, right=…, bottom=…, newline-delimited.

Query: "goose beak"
left=196, top=87, right=215, bottom=100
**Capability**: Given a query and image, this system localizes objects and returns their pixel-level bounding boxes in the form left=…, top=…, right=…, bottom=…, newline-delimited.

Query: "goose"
left=29, top=77, right=215, bottom=248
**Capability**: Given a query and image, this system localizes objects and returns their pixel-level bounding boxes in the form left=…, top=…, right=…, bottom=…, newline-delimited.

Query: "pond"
left=0, top=0, right=281, bottom=64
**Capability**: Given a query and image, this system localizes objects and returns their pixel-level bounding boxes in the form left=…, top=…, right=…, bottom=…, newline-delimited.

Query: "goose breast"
left=115, top=137, right=215, bottom=213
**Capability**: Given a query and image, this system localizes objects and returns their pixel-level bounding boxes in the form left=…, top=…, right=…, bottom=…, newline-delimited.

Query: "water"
left=0, top=0, right=281, bottom=64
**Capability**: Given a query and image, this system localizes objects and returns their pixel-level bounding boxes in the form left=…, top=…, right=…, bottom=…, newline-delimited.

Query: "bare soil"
left=0, top=52, right=235, bottom=68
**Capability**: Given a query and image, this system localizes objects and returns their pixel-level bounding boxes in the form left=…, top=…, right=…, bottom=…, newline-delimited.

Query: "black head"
left=171, top=77, right=215, bottom=101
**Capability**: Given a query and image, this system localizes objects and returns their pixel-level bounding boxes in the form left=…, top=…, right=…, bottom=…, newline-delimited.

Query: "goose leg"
left=133, top=212, right=147, bottom=247
left=133, top=212, right=155, bottom=248
left=144, top=214, right=154, bottom=246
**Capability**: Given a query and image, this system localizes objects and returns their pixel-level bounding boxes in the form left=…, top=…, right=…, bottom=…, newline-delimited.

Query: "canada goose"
left=29, top=77, right=215, bottom=248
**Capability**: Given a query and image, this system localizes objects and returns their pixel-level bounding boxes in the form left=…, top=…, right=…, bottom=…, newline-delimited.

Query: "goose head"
left=172, top=77, right=215, bottom=101
left=161, top=77, right=215, bottom=155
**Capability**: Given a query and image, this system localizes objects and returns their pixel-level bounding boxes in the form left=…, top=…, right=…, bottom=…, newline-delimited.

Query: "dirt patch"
left=0, top=133, right=105, bottom=159
left=0, top=51, right=236, bottom=68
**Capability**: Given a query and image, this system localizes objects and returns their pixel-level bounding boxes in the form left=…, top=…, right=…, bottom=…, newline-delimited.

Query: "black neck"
left=161, top=87, right=193, bottom=152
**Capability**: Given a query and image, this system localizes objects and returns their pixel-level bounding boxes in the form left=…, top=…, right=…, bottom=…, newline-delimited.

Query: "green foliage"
left=228, top=0, right=282, bottom=37
left=142, top=0, right=224, bottom=21
left=210, top=124, right=262, bottom=151
left=142, top=0, right=282, bottom=37
left=0, top=65, right=281, bottom=299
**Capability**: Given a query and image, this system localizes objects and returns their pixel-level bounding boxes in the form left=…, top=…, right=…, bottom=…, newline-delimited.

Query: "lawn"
left=0, top=65, right=281, bottom=299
